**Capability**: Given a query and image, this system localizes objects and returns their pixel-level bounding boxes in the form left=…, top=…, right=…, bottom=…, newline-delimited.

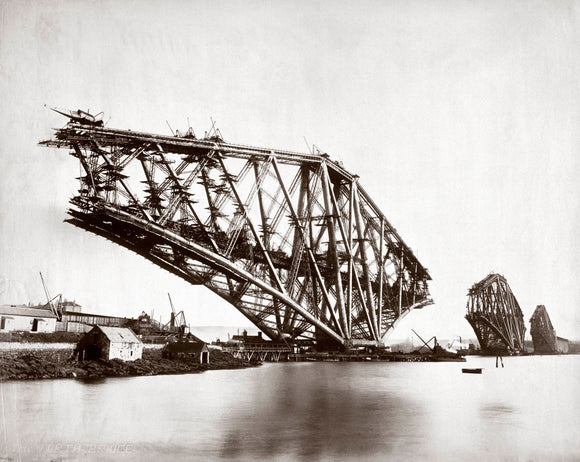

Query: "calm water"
left=1, top=355, right=578, bottom=461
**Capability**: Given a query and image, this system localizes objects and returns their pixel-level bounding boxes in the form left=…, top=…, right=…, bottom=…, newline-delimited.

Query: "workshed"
left=230, top=330, right=268, bottom=344
left=76, top=325, right=143, bottom=361
left=162, top=340, right=209, bottom=364
left=0, top=305, right=57, bottom=333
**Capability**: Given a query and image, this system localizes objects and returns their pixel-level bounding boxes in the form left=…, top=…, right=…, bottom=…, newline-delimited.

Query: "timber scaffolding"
left=40, top=109, right=433, bottom=350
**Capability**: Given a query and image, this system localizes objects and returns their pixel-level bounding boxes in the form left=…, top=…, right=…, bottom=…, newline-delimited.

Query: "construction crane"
left=411, top=329, right=438, bottom=354
left=40, top=272, right=63, bottom=321
left=163, top=293, right=189, bottom=335
left=411, top=329, right=465, bottom=360
left=447, top=335, right=463, bottom=350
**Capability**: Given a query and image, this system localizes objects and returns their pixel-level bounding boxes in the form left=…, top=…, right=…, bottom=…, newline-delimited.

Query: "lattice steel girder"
left=465, top=273, right=526, bottom=352
left=40, top=114, right=432, bottom=347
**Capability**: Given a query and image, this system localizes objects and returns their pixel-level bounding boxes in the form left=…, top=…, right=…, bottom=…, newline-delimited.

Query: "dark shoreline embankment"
left=0, top=347, right=259, bottom=382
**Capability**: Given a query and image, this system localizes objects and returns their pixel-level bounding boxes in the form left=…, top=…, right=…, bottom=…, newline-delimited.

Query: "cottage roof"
left=163, top=341, right=207, bottom=353
left=93, top=326, right=142, bottom=344
left=0, top=305, right=57, bottom=318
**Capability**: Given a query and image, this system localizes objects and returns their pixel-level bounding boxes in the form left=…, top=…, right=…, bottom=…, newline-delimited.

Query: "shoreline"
left=0, top=347, right=259, bottom=382
left=0, top=342, right=164, bottom=351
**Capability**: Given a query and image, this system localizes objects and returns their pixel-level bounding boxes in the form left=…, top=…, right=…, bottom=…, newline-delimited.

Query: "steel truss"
left=225, top=345, right=292, bottom=362
left=40, top=112, right=432, bottom=348
left=529, top=305, right=558, bottom=354
left=465, top=273, right=526, bottom=353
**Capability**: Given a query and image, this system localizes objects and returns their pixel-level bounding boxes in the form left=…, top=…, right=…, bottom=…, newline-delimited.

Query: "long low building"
left=0, top=303, right=175, bottom=337
left=59, top=310, right=128, bottom=330
left=0, top=305, right=57, bottom=333
left=0, top=303, right=130, bottom=334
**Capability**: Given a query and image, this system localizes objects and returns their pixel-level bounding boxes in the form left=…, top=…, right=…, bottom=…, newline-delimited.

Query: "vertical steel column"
left=352, top=181, right=379, bottom=340
left=270, top=157, right=344, bottom=337
left=347, top=181, right=354, bottom=337
left=378, top=217, right=385, bottom=338
left=201, top=166, right=220, bottom=233
left=253, top=161, right=271, bottom=249
left=321, top=163, right=349, bottom=337
left=251, top=160, right=282, bottom=330
left=398, top=246, right=403, bottom=316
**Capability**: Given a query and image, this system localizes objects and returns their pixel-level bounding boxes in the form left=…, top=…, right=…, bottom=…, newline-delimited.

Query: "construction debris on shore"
left=289, top=351, right=465, bottom=362
left=0, top=348, right=258, bottom=382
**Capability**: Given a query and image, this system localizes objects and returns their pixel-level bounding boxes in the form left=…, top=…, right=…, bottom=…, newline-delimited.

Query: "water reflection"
left=76, top=377, right=109, bottom=385
left=480, top=402, right=516, bottom=417
left=220, top=364, right=422, bottom=461
left=1, top=356, right=578, bottom=461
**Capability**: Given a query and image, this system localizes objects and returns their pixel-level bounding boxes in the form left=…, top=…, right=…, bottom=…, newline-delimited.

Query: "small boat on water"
left=462, top=368, right=483, bottom=374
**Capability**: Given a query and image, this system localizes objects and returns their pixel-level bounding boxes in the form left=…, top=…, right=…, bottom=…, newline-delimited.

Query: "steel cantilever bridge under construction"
left=40, top=109, right=432, bottom=349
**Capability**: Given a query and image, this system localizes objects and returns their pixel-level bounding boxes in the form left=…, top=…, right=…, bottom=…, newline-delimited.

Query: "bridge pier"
left=466, top=274, right=526, bottom=354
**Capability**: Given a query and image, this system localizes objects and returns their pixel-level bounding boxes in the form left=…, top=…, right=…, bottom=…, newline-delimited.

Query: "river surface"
left=1, top=354, right=578, bottom=461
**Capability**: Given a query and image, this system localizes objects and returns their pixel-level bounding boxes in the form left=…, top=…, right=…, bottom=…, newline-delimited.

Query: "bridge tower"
left=529, top=305, right=559, bottom=354
left=465, top=273, right=526, bottom=354
left=40, top=109, right=432, bottom=349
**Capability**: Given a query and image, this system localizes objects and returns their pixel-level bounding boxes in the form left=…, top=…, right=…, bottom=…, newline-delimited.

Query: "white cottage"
left=0, top=305, right=57, bottom=333
left=76, top=325, right=143, bottom=361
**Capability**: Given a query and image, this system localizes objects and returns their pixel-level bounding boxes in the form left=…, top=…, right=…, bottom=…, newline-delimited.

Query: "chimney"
left=258, top=332, right=262, bottom=339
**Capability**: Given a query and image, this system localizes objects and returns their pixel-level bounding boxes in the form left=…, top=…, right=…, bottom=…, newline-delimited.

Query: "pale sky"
left=1, top=0, right=579, bottom=341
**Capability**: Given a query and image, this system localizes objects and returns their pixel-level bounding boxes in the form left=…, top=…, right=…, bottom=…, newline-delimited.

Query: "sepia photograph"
left=1, top=1, right=579, bottom=460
